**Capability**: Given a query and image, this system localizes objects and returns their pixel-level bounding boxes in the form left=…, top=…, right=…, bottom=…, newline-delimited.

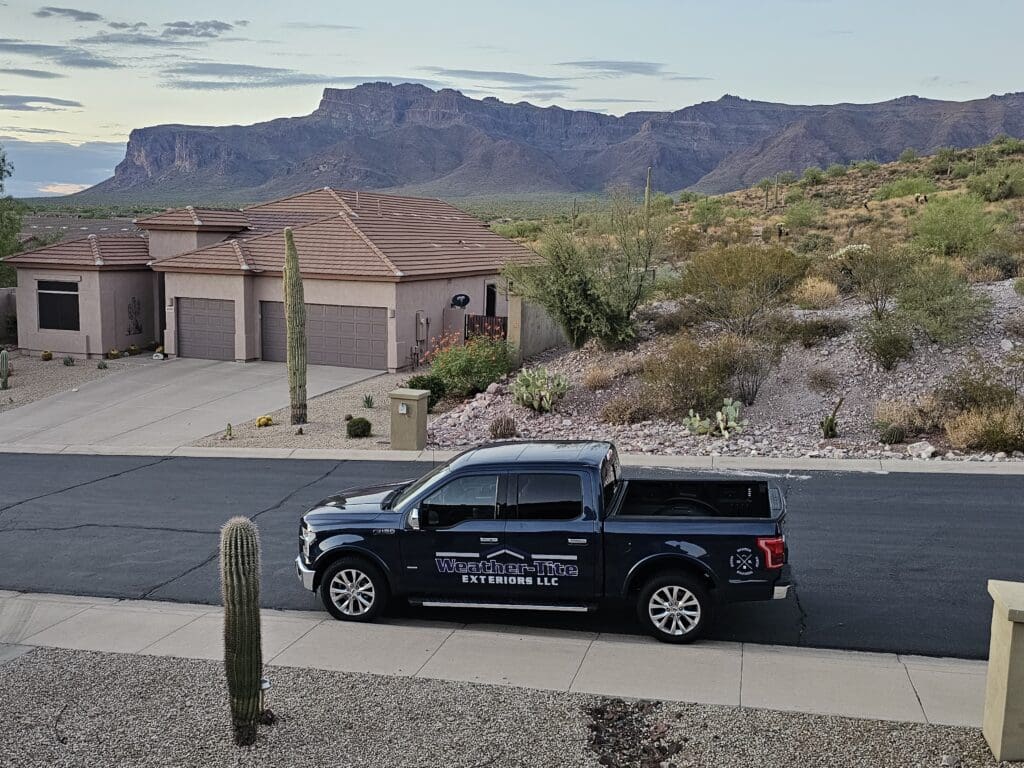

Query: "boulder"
left=906, top=440, right=936, bottom=459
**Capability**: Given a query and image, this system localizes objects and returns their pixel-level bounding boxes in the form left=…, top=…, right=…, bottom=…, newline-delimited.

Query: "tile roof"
left=136, top=206, right=248, bottom=231
left=3, top=234, right=152, bottom=269
left=19, top=215, right=139, bottom=239
left=153, top=187, right=534, bottom=280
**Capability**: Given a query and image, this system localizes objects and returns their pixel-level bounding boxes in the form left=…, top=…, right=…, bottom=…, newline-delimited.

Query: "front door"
left=504, top=471, right=598, bottom=604
left=400, top=472, right=507, bottom=599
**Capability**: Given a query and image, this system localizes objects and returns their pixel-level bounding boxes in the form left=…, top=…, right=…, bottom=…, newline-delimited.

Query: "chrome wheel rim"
left=329, top=569, right=375, bottom=616
left=649, top=585, right=701, bottom=636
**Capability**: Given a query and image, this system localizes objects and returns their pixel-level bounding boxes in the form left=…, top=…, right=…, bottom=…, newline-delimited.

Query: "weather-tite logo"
left=434, top=548, right=579, bottom=587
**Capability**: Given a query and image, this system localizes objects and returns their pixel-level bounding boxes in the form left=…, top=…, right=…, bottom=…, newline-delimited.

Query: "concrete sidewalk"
left=0, top=591, right=986, bottom=727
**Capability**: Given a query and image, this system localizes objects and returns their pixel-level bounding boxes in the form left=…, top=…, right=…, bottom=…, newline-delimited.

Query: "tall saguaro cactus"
left=221, top=516, right=263, bottom=746
left=283, top=227, right=307, bottom=424
left=0, top=349, right=8, bottom=390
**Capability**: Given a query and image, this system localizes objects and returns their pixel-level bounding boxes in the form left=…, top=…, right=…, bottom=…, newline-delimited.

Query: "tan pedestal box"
left=983, top=580, right=1024, bottom=762
left=389, top=388, right=430, bottom=451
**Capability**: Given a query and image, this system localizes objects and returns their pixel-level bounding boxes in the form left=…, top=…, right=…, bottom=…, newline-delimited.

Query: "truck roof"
left=449, top=440, right=614, bottom=470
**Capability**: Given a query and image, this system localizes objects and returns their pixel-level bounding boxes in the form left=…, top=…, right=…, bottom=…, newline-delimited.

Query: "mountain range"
left=76, top=83, right=1024, bottom=203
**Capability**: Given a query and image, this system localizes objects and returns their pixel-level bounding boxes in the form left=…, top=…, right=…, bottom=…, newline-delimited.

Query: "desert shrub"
left=690, top=197, right=726, bottom=232
left=962, top=262, right=1004, bottom=284
left=801, top=166, right=826, bottom=186
left=600, top=393, right=654, bottom=425
left=489, top=415, right=518, bottom=439
left=897, top=258, right=991, bottom=343
left=826, top=163, right=848, bottom=178
left=899, top=148, right=918, bottom=163
left=652, top=302, right=700, bottom=334
left=929, top=147, right=957, bottom=176
left=62, top=355, right=75, bottom=366
left=951, top=161, right=973, bottom=179
left=945, top=406, right=1024, bottom=452
left=807, top=367, right=838, bottom=394
left=767, top=316, right=850, bottom=348
left=731, top=340, right=782, bottom=405
left=511, top=367, right=569, bottom=412
left=912, top=194, right=999, bottom=258
left=873, top=177, right=936, bottom=201
left=832, top=242, right=911, bottom=319
left=851, top=160, right=881, bottom=172
left=346, top=417, right=372, bottom=438
left=642, top=334, right=743, bottom=417
left=971, top=244, right=1022, bottom=280
left=784, top=189, right=805, bottom=205
left=878, top=424, right=907, bottom=444
left=793, top=232, right=834, bottom=255
left=1006, top=311, right=1024, bottom=339
left=677, top=191, right=701, bottom=204
left=666, top=225, right=702, bottom=262
left=491, top=220, right=543, bottom=240
left=861, top=317, right=914, bottom=370
left=1016, top=278, right=1024, bottom=297
left=784, top=200, right=824, bottom=230
left=792, top=277, right=839, bottom=309
left=429, top=335, right=515, bottom=398
left=778, top=171, right=798, bottom=184
left=933, top=359, right=1017, bottom=416
left=405, top=373, right=447, bottom=411
left=679, top=244, right=807, bottom=335
left=873, top=401, right=920, bottom=437
left=583, top=367, right=615, bottom=390
left=966, top=163, right=1024, bottom=202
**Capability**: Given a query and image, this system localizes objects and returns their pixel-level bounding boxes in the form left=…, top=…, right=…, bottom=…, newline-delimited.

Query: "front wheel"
left=319, top=557, right=389, bottom=622
left=636, top=572, right=712, bottom=644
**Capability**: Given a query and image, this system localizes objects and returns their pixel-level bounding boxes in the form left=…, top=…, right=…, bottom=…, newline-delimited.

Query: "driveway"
left=0, top=358, right=380, bottom=449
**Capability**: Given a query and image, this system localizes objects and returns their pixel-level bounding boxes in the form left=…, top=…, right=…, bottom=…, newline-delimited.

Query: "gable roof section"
left=3, top=234, right=152, bottom=269
left=136, top=206, right=248, bottom=232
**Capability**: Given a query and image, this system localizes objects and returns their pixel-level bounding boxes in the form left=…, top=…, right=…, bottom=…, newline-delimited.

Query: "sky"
left=0, top=0, right=1021, bottom=196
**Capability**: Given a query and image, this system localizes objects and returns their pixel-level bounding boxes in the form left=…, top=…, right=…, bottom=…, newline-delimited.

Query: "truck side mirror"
left=408, top=508, right=421, bottom=531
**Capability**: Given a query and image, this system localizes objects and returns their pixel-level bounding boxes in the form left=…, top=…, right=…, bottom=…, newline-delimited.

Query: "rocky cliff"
left=79, top=83, right=1024, bottom=203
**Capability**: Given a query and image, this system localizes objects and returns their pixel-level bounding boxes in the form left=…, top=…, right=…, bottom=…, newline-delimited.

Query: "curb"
left=3, top=442, right=1024, bottom=475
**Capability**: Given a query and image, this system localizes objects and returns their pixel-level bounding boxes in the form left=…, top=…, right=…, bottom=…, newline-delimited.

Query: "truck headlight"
left=301, top=526, right=317, bottom=561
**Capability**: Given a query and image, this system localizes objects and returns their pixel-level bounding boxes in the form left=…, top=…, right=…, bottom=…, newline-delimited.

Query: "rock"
left=940, top=756, right=960, bottom=767
left=906, top=440, right=936, bottom=459
left=1000, top=339, right=1015, bottom=352
left=995, top=451, right=1007, bottom=459
left=486, top=383, right=505, bottom=395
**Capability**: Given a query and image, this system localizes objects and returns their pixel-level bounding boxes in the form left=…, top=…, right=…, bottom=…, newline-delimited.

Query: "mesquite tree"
left=221, top=517, right=263, bottom=746
left=282, top=228, right=307, bottom=424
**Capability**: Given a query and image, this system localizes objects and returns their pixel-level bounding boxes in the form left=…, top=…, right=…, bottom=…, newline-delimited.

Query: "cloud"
left=33, top=6, right=103, bottom=22
left=922, top=75, right=971, bottom=87
left=556, top=60, right=666, bottom=77
left=73, top=20, right=239, bottom=46
left=107, top=21, right=149, bottom=30
left=161, top=20, right=236, bottom=38
left=72, top=31, right=183, bottom=46
left=571, top=98, right=656, bottom=104
left=0, top=94, right=82, bottom=111
left=0, top=67, right=66, bottom=79
left=163, top=63, right=445, bottom=91
left=0, top=38, right=121, bottom=68
left=283, top=22, right=360, bottom=30
left=422, top=67, right=563, bottom=86
left=665, top=75, right=713, bottom=81
left=0, top=126, right=70, bottom=135
left=38, top=181, right=91, bottom=194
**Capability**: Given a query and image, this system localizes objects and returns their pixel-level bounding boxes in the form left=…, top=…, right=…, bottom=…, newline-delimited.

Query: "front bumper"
left=295, top=556, right=316, bottom=591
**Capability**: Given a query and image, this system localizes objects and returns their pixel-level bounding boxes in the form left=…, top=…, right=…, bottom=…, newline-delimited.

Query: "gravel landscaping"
left=0, top=648, right=1008, bottom=768
left=428, top=280, right=1024, bottom=463
left=0, top=351, right=137, bottom=416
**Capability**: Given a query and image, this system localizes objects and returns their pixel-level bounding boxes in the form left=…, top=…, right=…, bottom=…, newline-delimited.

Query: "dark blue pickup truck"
left=296, top=440, right=789, bottom=643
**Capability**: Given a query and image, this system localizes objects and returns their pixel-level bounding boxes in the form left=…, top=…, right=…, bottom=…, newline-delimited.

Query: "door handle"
left=567, top=538, right=588, bottom=546
left=480, top=537, right=499, bottom=543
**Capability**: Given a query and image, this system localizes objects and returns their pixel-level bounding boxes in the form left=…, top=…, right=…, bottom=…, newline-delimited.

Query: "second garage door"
left=260, top=302, right=388, bottom=369
left=177, top=298, right=235, bottom=361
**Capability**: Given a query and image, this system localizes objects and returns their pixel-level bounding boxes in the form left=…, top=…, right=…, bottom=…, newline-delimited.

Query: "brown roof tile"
left=3, top=234, right=152, bottom=269
left=136, top=206, right=248, bottom=231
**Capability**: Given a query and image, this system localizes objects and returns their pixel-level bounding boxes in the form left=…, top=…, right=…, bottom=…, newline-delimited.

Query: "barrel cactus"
left=0, top=349, right=8, bottom=390
left=283, top=228, right=307, bottom=425
left=220, top=516, right=263, bottom=746
left=879, top=423, right=907, bottom=445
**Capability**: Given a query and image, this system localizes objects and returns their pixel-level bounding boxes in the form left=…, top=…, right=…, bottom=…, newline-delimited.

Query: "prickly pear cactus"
left=220, top=516, right=263, bottom=746
left=283, top=228, right=308, bottom=425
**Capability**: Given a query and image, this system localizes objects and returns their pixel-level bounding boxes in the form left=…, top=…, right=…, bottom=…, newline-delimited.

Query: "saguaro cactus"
left=0, top=349, right=8, bottom=390
left=221, top=516, right=263, bottom=746
left=283, top=227, right=307, bottom=425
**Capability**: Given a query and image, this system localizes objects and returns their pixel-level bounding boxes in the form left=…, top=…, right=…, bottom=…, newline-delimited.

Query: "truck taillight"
left=757, top=536, right=786, bottom=569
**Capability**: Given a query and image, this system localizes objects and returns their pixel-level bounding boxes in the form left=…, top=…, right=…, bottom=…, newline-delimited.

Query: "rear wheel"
left=319, top=557, right=389, bottom=622
left=636, top=572, right=712, bottom=643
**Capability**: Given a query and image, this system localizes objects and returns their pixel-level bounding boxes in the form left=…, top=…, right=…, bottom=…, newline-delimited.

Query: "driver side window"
left=420, top=474, right=499, bottom=529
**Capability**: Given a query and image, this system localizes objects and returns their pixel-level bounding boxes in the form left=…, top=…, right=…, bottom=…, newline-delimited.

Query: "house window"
left=38, top=280, right=80, bottom=331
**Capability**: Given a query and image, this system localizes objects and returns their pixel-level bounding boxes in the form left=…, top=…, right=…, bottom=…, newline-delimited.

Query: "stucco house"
left=5, top=188, right=536, bottom=372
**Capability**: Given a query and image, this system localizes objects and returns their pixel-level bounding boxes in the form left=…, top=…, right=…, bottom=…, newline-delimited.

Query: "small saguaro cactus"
left=220, top=516, right=264, bottom=746
left=0, top=349, right=8, bottom=390
left=283, top=227, right=308, bottom=425
left=820, top=397, right=844, bottom=439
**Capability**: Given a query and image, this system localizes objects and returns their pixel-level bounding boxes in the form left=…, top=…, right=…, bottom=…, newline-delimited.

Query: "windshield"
left=393, top=461, right=452, bottom=508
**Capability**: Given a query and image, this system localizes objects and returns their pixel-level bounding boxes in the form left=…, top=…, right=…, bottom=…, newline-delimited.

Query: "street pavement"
left=0, top=452, right=1020, bottom=658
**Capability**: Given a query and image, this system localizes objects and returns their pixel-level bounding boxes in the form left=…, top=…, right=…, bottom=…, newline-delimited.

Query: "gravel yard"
left=0, top=351, right=137, bottom=416
left=0, top=648, right=1007, bottom=768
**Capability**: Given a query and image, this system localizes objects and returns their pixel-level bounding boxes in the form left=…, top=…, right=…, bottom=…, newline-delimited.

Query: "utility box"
left=984, top=580, right=1024, bottom=762
left=389, top=388, right=430, bottom=451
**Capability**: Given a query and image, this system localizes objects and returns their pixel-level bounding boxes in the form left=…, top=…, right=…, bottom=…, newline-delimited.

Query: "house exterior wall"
left=394, top=274, right=506, bottom=369
left=146, top=230, right=230, bottom=261
left=162, top=272, right=254, bottom=360
left=100, top=271, right=160, bottom=354
left=507, top=294, right=567, bottom=364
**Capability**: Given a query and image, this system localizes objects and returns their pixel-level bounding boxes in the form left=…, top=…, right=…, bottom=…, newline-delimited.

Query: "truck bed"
left=612, top=479, right=779, bottom=519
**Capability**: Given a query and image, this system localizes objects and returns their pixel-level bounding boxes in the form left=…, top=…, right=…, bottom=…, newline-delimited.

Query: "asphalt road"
left=0, top=453, right=1020, bottom=659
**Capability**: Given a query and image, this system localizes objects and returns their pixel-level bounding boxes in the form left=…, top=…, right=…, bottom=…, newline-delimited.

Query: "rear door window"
left=515, top=473, right=584, bottom=521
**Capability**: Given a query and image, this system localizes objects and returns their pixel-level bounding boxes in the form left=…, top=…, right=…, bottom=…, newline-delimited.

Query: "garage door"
left=177, top=298, right=235, bottom=361
left=260, top=302, right=387, bottom=369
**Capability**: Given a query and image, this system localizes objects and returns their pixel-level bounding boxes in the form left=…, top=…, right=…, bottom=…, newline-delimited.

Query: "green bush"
left=826, top=163, right=848, bottom=178
left=690, top=197, right=726, bottom=232
left=784, top=189, right=805, bottom=205
left=490, top=220, right=543, bottom=239
left=945, top=406, right=1024, bottom=452
left=912, top=195, right=999, bottom=258
left=429, top=336, right=515, bottom=398
left=405, top=373, right=446, bottom=411
left=899, top=148, right=918, bottom=163
left=777, top=171, right=798, bottom=185
left=643, top=334, right=743, bottom=417
left=1015, top=278, right=1024, bottom=297
left=834, top=242, right=912, bottom=319
left=793, top=232, right=834, bottom=255
left=966, top=164, right=1024, bottom=201
left=679, top=244, right=807, bottom=335
left=346, top=417, right=372, bottom=438
left=861, top=317, right=914, bottom=371
left=791, top=317, right=851, bottom=348
left=784, top=200, right=824, bottom=230
left=851, top=160, right=881, bottom=172
left=801, top=166, right=826, bottom=186
left=873, top=176, right=936, bottom=201
left=951, top=161, right=973, bottom=179
left=934, top=359, right=1017, bottom=416
left=897, top=258, right=991, bottom=343
left=929, top=147, right=957, bottom=176
left=511, top=367, right=569, bottom=413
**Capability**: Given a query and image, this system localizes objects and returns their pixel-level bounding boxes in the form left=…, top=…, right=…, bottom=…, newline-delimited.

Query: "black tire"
left=636, top=571, right=713, bottom=644
left=319, top=557, right=389, bottom=623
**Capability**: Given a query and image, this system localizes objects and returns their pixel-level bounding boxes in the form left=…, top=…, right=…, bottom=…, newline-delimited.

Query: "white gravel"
left=0, top=351, right=137, bottom=415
